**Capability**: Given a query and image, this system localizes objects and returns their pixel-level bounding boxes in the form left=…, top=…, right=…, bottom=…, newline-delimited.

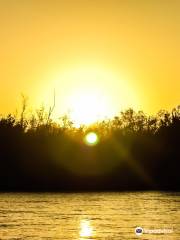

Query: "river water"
left=0, top=192, right=179, bottom=239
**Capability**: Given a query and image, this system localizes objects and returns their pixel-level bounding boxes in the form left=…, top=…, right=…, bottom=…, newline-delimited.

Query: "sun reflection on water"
left=79, top=219, right=95, bottom=239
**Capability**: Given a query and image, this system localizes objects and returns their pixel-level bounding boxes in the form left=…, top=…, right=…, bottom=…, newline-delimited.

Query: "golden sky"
left=0, top=0, right=179, bottom=122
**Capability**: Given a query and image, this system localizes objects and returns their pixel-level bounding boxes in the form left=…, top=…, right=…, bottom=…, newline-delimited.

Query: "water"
left=0, top=192, right=179, bottom=239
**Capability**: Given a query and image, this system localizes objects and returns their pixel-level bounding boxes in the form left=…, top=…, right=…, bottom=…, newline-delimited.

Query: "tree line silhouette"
left=0, top=100, right=179, bottom=191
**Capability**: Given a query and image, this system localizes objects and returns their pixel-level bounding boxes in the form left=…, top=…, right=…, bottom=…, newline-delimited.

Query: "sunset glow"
left=68, top=91, right=110, bottom=125
left=0, top=1, right=179, bottom=117
left=0, top=1, right=179, bottom=239
left=39, top=66, right=139, bottom=125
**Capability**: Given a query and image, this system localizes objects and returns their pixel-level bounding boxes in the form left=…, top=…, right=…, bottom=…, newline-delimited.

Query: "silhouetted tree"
left=0, top=105, right=179, bottom=191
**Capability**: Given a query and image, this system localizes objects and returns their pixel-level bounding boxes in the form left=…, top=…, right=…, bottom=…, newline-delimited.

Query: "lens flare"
left=84, top=132, right=99, bottom=146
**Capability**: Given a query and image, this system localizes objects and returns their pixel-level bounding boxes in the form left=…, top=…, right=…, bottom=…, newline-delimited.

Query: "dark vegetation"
left=0, top=99, right=179, bottom=191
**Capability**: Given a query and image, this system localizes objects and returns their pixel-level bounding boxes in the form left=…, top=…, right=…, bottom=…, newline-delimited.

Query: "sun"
left=68, top=89, right=111, bottom=126
left=38, top=65, right=139, bottom=124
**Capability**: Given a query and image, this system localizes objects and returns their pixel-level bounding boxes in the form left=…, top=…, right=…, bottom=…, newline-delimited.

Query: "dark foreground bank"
left=0, top=107, right=179, bottom=191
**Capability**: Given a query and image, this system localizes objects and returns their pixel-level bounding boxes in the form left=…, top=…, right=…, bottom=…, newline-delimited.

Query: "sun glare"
left=79, top=219, right=94, bottom=238
left=38, top=65, right=139, bottom=125
left=68, top=90, right=111, bottom=126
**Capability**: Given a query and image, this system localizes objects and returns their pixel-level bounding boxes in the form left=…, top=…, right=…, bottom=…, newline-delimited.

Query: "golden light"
left=84, top=132, right=99, bottom=146
left=36, top=65, right=139, bottom=124
left=79, top=219, right=94, bottom=238
left=70, top=93, right=108, bottom=126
